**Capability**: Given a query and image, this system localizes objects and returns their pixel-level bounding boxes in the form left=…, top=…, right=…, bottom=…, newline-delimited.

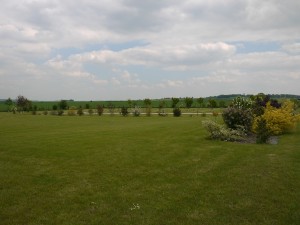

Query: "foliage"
left=143, top=98, right=152, bottom=106
left=97, top=105, right=104, bottom=116
left=68, top=106, right=77, bottom=116
left=222, top=107, right=253, bottom=132
left=202, top=120, right=246, bottom=142
left=145, top=106, right=151, bottom=116
left=173, top=107, right=181, bottom=117
left=253, top=101, right=300, bottom=135
left=58, top=100, right=68, bottom=110
left=77, top=106, right=84, bottom=116
left=108, top=103, right=115, bottom=116
left=254, top=117, right=270, bottom=144
left=184, top=97, right=193, bottom=108
left=197, top=97, right=204, bottom=107
left=121, top=106, right=129, bottom=116
left=207, top=99, right=217, bottom=108
left=57, top=110, right=64, bottom=116
left=88, top=109, right=94, bottom=115
left=132, top=106, right=141, bottom=116
left=16, top=95, right=32, bottom=112
left=231, top=96, right=253, bottom=109
left=171, top=97, right=180, bottom=108
left=52, top=105, right=58, bottom=110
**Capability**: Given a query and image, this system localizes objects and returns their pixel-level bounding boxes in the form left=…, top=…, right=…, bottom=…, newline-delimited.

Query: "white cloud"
left=1, top=0, right=300, bottom=100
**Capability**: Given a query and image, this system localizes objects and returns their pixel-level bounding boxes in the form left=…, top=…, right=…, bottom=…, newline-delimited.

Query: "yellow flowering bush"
left=253, top=100, right=300, bottom=135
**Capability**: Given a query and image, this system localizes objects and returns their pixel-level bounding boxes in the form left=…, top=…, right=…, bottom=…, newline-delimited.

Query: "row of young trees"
left=4, top=96, right=223, bottom=113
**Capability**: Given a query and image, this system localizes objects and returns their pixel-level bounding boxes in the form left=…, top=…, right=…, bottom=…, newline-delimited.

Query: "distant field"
left=0, top=113, right=299, bottom=225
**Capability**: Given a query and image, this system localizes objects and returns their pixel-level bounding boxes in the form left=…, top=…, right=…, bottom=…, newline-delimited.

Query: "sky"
left=0, top=0, right=300, bottom=100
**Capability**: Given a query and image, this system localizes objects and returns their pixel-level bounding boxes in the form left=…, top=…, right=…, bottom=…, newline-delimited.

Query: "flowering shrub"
left=253, top=101, right=300, bottom=135
left=202, top=120, right=246, bottom=142
left=222, top=107, right=253, bottom=132
left=68, top=106, right=77, bottom=116
left=231, top=97, right=253, bottom=109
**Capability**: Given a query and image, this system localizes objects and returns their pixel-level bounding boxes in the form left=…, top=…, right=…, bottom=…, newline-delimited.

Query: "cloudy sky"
left=1, top=0, right=300, bottom=100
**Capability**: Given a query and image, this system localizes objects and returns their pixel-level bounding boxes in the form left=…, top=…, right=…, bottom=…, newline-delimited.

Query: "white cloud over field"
left=1, top=0, right=300, bottom=100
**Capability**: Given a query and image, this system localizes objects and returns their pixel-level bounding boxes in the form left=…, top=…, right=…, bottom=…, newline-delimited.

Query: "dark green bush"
left=255, top=117, right=271, bottom=144
left=222, top=107, right=253, bottom=132
left=121, top=106, right=129, bottom=116
left=173, top=108, right=181, bottom=117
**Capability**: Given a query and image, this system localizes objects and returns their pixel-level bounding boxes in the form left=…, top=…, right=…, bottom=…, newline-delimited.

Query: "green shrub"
left=77, top=107, right=83, bottom=116
left=173, top=108, right=181, bottom=117
left=88, top=109, right=94, bottom=115
left=202, top=120, right=246, bottom=142
left=133, top=106, right=140, bottom=117
left=222, top=107, right=253, bottom=132
left=57, top=110, right=64, bottom=116
left=68, top=106, right=77, bottom=116
left=97, top=105, right=104, bottom=116
left=254, top=117, right=270, bottom=144
left=121, top=106, right=129, bottom=116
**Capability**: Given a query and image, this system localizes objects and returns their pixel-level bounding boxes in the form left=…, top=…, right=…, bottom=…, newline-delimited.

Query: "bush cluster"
left=253, top=101, right=300, bottom=135
left=202, top=120, right=246, bottom=142
left=222, top=107, right=253, bottom=133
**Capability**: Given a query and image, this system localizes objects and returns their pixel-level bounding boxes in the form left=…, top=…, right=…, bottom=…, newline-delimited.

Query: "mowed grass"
left=0, top=113, right=299, bottom=225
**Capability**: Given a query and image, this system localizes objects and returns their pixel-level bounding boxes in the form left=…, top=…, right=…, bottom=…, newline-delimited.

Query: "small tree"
left=5, top=98, right=13, bottom=111
left=197, top=97, right=204, bottom=108
left=77, top=106, right=84, bottom=116
left=184, top=97, right=193, bottom=108
left=58, top=100, right=68, bottom=110
left=16, top=95, right=31, bottom=112
left=171, top=97, right=180, bottom=108
left=97, top=105, right=104, bottom=116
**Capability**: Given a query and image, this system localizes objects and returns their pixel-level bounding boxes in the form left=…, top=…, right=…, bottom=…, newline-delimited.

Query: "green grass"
left=0, top=113, right=299, bottom=225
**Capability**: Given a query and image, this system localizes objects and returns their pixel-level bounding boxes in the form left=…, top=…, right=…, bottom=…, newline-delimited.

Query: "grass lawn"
left=0, top=113, right=299, bottom=225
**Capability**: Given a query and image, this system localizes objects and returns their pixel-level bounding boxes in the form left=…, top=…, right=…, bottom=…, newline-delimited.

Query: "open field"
left=0, top=113, right=299, bottom=225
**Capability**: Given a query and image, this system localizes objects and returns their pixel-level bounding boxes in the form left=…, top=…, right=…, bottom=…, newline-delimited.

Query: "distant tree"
left=58, top=100, right=68, bottom=110
left=52, top=105, right=58, bottom=110
left=158, top=100, right=166, bottom=109
left=197, top=97, right=204, bottom=108
left=16, top=95, right=31, bottom=112
left=171, top=97, right=180, bottom=108
left=219, top=100, right=226, bottom=108
left=97, top=105, right=104, bottom=116
left=143, top=98, right=152, bottom=107
left=184, top=97, right=193, bottom=108
left=127, top=99, right=132, bottom=108
left=77, top=106, right=84, bottom=116
left=5, top=98, right=13, bottom=111
left=208, top=99, right=217, bottom=108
